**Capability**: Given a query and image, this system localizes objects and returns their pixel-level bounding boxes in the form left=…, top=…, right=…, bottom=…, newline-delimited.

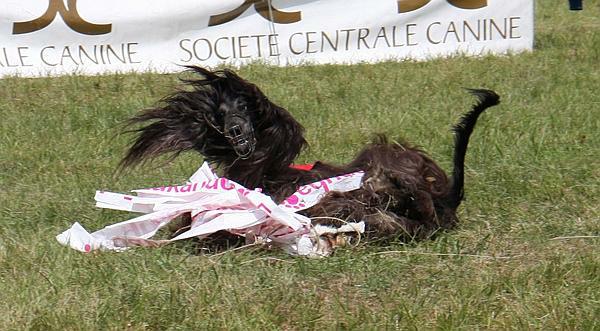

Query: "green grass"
left=1, top=2, right=599, bottom=330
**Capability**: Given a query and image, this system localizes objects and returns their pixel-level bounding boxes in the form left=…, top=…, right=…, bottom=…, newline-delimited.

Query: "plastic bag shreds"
left=57, top=162, right=365, bottom=257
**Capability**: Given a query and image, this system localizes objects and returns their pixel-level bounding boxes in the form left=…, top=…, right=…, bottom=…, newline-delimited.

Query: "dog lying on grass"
left=120, top=66, right=499, bottom=242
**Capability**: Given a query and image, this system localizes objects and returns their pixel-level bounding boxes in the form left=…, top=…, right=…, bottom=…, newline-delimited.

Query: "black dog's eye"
left=204, top=112, right=222, bottom=127
left=211, top=112, right=223, bottom=124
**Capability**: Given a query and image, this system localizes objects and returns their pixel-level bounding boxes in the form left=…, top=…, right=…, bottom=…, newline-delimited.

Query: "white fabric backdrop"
left=0, top=0, right=534, bottom=77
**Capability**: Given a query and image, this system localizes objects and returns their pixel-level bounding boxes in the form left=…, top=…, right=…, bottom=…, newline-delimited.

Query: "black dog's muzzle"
left=225, top=124, right=256, bottom=159
left=204, top=112, right=257, bottom=159
left=224, top=111, right=257, bottom=159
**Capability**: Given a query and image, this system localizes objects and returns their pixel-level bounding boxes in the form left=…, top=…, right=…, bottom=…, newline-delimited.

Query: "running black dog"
left=121, top=66, right=499, bottom=240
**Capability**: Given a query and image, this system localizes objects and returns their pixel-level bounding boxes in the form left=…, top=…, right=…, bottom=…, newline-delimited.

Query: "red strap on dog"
left=290, top=164, right=314, bottom=171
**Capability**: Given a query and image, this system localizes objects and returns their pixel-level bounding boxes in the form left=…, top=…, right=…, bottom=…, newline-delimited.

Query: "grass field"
left=1, top=2, right=599, bottom=330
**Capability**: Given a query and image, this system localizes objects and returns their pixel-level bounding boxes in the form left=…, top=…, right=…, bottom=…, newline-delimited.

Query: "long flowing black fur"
left=447, top=89, right=500, bottom=209
left=121, top=66, right=308, bottom=181
left=121, top=67, right=500, bottom=241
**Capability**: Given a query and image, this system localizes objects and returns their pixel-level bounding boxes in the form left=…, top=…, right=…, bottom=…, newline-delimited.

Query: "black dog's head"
left=120, top=66, right=307, bottom=186
left=192, top=68, right=260, bottom=159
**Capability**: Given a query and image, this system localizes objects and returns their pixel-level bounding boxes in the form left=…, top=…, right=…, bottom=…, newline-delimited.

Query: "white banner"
left=0, top=0, right=534, bottom=77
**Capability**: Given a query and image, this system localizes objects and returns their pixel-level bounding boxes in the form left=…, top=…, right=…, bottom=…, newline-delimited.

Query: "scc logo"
left=208, top=0, right=487, bottom=25
left=398, top=0, right=487, bottom=12
left=11, top=0, right=488, bottom=34
left=12, top=0, right=111, bottom=35
left=209, top=0, right=301, bottom=26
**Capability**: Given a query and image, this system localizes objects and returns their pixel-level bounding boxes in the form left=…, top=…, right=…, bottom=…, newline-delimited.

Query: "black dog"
left=121, top=66, right=499, bottom=240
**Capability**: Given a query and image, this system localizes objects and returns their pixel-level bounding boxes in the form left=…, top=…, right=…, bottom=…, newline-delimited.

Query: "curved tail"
left=447, top=89, right=500, bottom=208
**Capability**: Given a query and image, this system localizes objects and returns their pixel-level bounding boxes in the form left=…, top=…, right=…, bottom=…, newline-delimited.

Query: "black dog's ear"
left=249, top=92, right=267, bottom=117
left=221, top=70, right=266, bottom=102
left=119, top=106, right=201, bottom=169
left=182, top=65, right=221, bottom=84
left=119, top=66, right=233, bottom=170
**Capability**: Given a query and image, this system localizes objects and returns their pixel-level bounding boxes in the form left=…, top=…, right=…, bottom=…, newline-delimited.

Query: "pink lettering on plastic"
left=283, top=194, right=306, bottom=209
left=204, top=179, right=219, bottom=190
left=220, top=178, right=236, bottom=190
left=309, top=180, right=330, bottom=192
left=297, top=186, right=312, bottom=195
left=165, top=185, right=179, bottom=193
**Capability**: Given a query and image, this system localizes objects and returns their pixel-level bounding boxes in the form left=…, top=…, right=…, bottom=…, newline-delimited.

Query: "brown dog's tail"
left=447, top=89, right=500, bottom=208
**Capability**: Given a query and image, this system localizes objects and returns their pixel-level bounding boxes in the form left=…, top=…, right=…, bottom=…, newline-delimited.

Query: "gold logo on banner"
left=13, top=0, right=111, bottom=35
left=398, top=0, right=487, bottom=12
left=208, top=0, right=301, bottom=26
